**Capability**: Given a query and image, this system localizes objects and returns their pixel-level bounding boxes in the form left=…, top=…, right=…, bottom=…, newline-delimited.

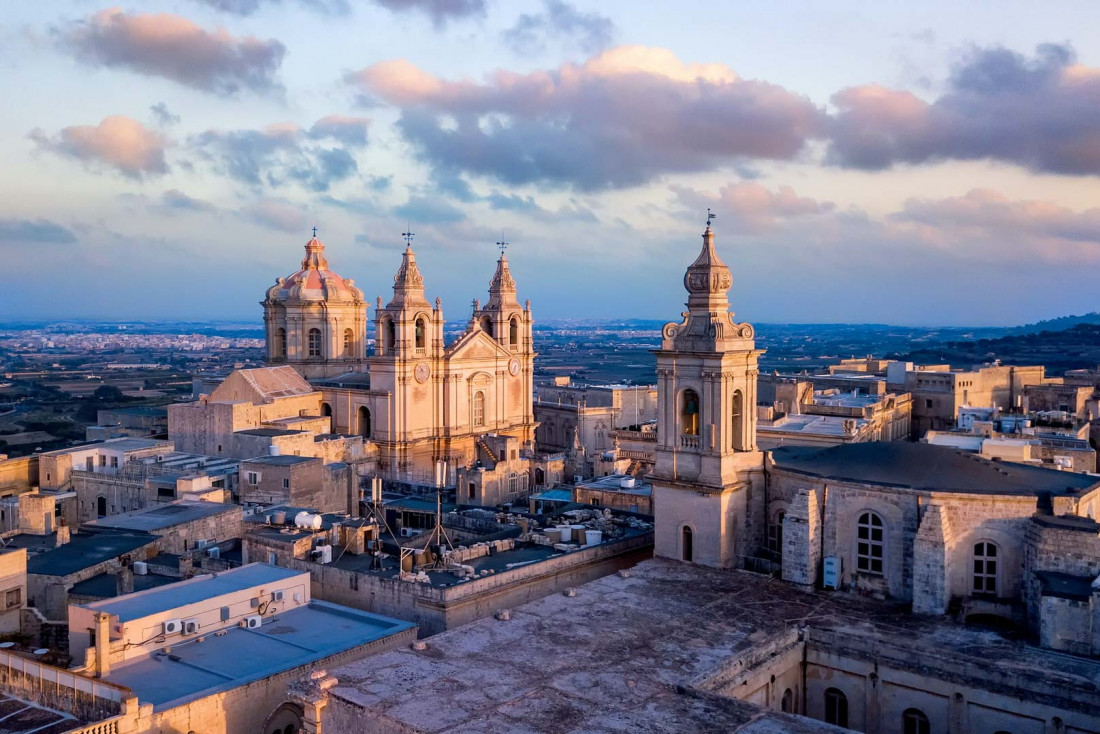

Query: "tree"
left=92, top=385, right=124, bottom=401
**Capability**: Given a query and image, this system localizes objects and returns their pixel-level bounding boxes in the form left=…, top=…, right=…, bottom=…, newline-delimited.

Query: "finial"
left=402, top=222, right=414, bottom=249
left=435, top=297, right=441, bottom=310
left=706, top=208, right=716, bottom=228
left=472, top=298, right=480, bottom=312
left=312, top=225, right=318, bottom=238
left=497, top=239, right=509, bottom=256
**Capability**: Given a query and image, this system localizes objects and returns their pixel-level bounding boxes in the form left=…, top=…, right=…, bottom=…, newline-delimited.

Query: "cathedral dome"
left=266, top=235, right=364, bottom=305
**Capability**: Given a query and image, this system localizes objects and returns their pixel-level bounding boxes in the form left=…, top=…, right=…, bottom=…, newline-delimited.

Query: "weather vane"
left=497, top=239, right=509, bottom=256
left=402, top=222, right=414, bottom=247
left=706, top=208, right=716, bottom=227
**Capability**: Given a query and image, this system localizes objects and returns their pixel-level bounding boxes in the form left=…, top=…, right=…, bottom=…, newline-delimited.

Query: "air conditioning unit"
left=196, top=539, right=209, bottom=549
left=182, top=619, right=200, bottom=635
left=163, top=619, right=182, bottom=635
left=132, top=561, right=148, bottom=575
left=823, top=556, right=841, bottom=590
left=207, top=546, right=221, bottom=560
left=400, top=527, right=418, bottom=537
left=240, top=615, right=262, bottom=630
left=272, top=590, right=285, bottom=602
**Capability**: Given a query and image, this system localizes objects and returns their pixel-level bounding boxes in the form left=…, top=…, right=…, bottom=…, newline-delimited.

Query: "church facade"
left=262, top=234, right=536, bottom=480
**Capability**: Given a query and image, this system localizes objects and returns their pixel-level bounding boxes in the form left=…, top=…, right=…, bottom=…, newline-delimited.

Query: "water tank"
left=269, top=445, right=281, bottom=456
left=557, top=525, right=572, bottom=542
left=620, top=477, right=636, bottom=489
left=585, top=529, right=603, bottom=546
left=295, top=511, right=322, bottom=530
left=271, top=511, right=287, bottom=525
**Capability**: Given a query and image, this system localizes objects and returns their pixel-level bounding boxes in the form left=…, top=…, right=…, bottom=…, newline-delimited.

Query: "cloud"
left=347, top=45, right=823, bottom=190
left=190, top=117, right=361, bottom=191
left=373, top=0, right=485, bottom=27
left=30, top=115, right=168, bottom=179
left=240, top=198, right=309, bottom=232
left=150, top=102, right=181, bottom=126
left=889, top=188, right=1100, bottom=259
left=60, top=9, right=285, bottom=96
left=393, top=195, right=466, bottom=224
left=503, top=0, right=615, bottom=55
left=308, top=115, right=371, bottom=147
left=671, top=182, right=832, bottom=233
left=485, top=191, right=598, bottom=223
left=191, top=0, right=350, bottom=15
left=828, top=43, right=1100, bottom=175
left=0, top=218, right=77, bottom=245
left=161, top=189, right=216, bottom=213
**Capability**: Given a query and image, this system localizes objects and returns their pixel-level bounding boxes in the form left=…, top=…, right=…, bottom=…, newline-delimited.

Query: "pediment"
left=445, top=329, right=512, bottom=361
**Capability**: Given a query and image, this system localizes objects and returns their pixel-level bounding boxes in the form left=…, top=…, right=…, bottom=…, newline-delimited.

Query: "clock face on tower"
left=414, top=362, right=430, bottom=383
left=508, top=358, right=521, bottom=376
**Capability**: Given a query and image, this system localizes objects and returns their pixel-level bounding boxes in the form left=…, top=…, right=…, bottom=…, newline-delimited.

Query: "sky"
left=0, top=1, right=1098, bottom=327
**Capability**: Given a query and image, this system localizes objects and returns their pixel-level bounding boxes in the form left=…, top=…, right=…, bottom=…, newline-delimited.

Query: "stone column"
left=782, top=488, right=820, bottom=589
left=288, top=669, right=339, bottom=734
left=912, top=504, right=951, bottom=615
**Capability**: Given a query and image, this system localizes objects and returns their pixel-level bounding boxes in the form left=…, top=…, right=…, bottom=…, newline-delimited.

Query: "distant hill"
left=1008, top=312, right=1100, bottom=334
left=902, top=323, right=1100, bottom=374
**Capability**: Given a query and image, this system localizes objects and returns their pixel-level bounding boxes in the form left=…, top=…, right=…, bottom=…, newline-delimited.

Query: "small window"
left=415, top=317, right=426, bottom=349
left=283, top=478, right=290, bottom=489
left=473, top=392, right=486, bottom=427
left=767, top=511, right=785, bottom=559
left=903, top=708, right=930, bottom=734
left=99, top=455, right=107, bottom=467
left=110, top=456, right=118, bottom=468
left=268, top=551, right=278, bottom=566
left=308, top=328, right=322, bottom=357
left=856, top=511, right=884, bottom=574
left=824, top=688, right=848, bottom=727
left=925, top=398, right=933, bottom=409
left=157, top=487, right=175, bottom=499
left=681, top=526, right=693, bottom=563
left=247, top=472, right=259, bottom=485
left=468, top=483, right=476, bottom=500
left=681, top=389, right=700, bottom=436
left=343, top=328, right=354, bottom=357
left=973, top=541, right=998, bottom=596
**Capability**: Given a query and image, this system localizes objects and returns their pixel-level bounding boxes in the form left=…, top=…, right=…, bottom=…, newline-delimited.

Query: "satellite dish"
left=33, top=649, right=49, bottom=656
left=0, top=642, right=14, bottom=648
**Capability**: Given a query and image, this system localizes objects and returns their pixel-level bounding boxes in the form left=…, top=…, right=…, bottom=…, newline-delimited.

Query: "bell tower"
left=652, top=216, right=764, bottom=568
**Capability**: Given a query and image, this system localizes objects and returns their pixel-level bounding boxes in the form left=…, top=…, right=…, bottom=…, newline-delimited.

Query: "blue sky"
left=1, top=1, right=1098, bottom=326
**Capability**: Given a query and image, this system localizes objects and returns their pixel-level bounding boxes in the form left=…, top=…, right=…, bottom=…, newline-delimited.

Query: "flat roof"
left=26, top=530, right=158, bottom=578
left=326, top=558, right=1100, bottom=733
left=69, top=571, right=180, bottom=600
left=242, top=454, right=316, bottom=466
left=578, top=474, right=652, bottom=495
left=99, top=406, right=169, bottom=417
left=236, top=428, right=304, bottom=437
left=83, top=564, right=303, bottom=622
left=0, top=691, right=82, bottom=733
left=771, top=442, right=1100, bottom=496
left=41, top=437, right=171, bottom=456
left=87, top=501, right=238, bottom=533
left=311, top=372, right=372, bottom=389
left=104, top=601, right=415, bottom=709
left=759, top=414, right=869, bottom=436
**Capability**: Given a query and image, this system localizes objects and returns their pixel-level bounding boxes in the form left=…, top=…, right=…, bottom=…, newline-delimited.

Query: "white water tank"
left=295, top=511, right=322, bottom=530
left=620, top=477, right=636, bottom=489
left=269, top=445, right=281, bottom=456
left=585, top=529, right=603, bottom=546
left=557, top=525, right=572, bottom=542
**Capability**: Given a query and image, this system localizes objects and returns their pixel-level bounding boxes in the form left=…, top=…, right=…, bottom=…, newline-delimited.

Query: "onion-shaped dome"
left=265, top=235, right=364, bottom=305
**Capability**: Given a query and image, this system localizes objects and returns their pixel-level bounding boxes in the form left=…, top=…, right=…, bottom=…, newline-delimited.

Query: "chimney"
left=55, top=518, right=70, bottom=548
left=116, top=557, right=134, bottom=596
left=94, top=612, right=112, bottom=678
left=179, top=555, right=194, bottom=578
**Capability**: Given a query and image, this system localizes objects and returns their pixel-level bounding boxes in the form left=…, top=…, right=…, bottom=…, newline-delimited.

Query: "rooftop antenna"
left=423, top=460, right=455, bottom=569
left=706, top=208, right=716, bottom=228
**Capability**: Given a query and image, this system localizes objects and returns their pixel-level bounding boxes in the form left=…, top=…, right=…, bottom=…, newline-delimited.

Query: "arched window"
left=307, top=328, right=322, bottom=357
left=509, top=317, right=518, bottom=346
left=415, top=317, right=426, bottom=349
left=381, top=318, right=395, bottom=353
left=681, top=389, right=700, bottom=436
left=535, top=468, right=545, bottom=486
left=343, top=328, right=353, bottom=357
left=903, top=708, right=930, bottom=734
left=767, top=510, right=785, bottom=560
left=681, top=525, right=693, bottom=562
left=856, top=512, right=884, bottom=574
left=480, top=315, right=494, bottom=337
left=731, top=389, right=744, bottom=450
left=473, top=392, right=486, bottom=427
left=824, top=688, right=848, bottom=727
left=97, top=496, right=107, bottom=518
left=973, top=541, right=998, bottom=596
left=781, top=688, right=793, bottom=713
left=321, top=403, right=332, bottom=418
left=358, top=407, right=371, bottom=439
left=274, top=328, right=286, bottom=358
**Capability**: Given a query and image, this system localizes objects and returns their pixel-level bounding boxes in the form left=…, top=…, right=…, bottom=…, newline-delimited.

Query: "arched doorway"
left=681, top=525, right=693, bottom=562
left=97, top=496, right=107, bottom=517
left=262, top=702, right=304, bottom=734
left=359, top=406, right=371, bottom=438
left=321, top=402, right=332, bottom=417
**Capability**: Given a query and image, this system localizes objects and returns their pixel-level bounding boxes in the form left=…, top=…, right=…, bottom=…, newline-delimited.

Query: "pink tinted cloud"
left=30, top=115, right=167, bottom=179
left=672, top=182, right=831, bottom=233
left=61, top=8, right=285, bottom=95
left=347, top=46, right=823, bottom=189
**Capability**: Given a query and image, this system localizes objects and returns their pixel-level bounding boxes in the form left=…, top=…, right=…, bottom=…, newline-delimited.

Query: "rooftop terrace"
left=87, top=501, right=238, bottom=533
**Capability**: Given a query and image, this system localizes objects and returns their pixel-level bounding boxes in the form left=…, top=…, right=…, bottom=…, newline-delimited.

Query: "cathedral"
left=261, top=232, right=537, bottom=479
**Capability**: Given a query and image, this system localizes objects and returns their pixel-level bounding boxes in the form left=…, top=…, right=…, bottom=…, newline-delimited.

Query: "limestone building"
left=261, top=233, right=537, bottom=481
left=651, top=221, right=765, bottom=568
